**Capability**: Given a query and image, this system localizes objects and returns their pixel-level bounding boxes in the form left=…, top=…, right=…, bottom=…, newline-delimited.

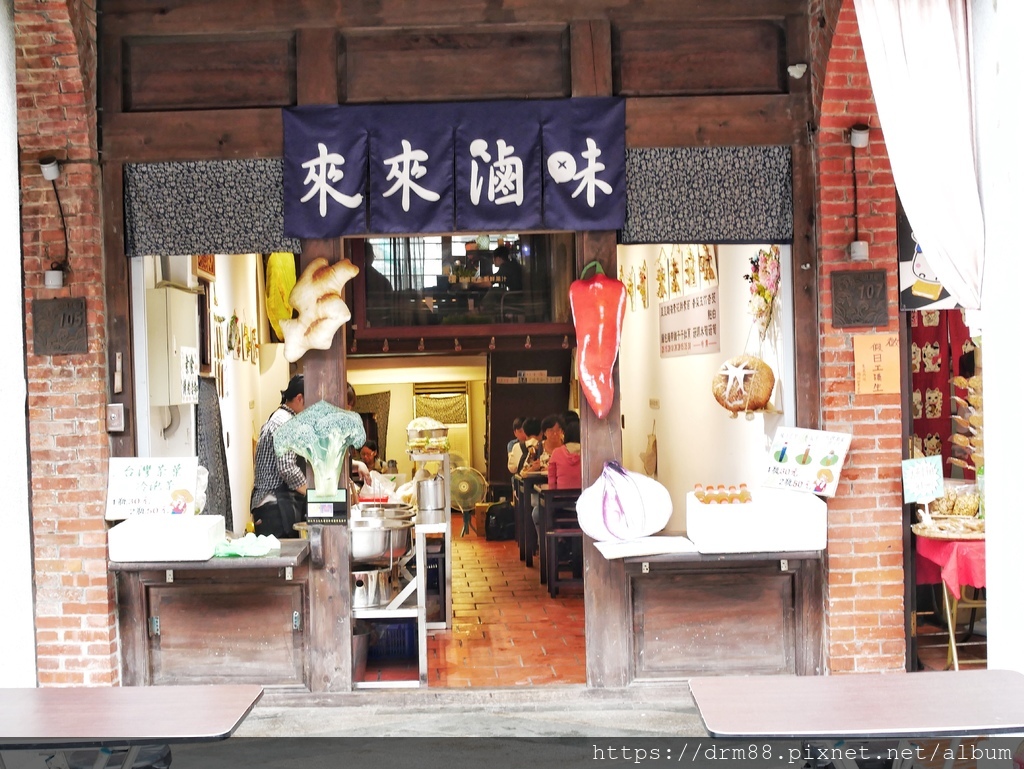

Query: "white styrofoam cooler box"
left=685, top=487, right=826, bottom=554
left=108, top=514, right=225, bottom=562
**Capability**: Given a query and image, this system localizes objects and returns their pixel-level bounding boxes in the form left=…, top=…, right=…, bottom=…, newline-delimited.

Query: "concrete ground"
left=239, top=683, right=706, bottom=737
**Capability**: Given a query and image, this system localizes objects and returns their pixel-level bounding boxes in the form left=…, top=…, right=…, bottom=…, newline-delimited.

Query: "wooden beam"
left=102, top=93, right=810, bottom=164
left=570, top=19, right=612, bottom=97
left=102, top=108, right=283, bottom=163
left=626, top=94, right=809, bottom=148
left=102, top=161, right=137, bottom=458
left=570, top=18, right=631, bottom=690
left=297, top=27, right=340, bottom=104
left=99, top=0, right=809, bottom=36
left=791, top=140, right=820, bottom=430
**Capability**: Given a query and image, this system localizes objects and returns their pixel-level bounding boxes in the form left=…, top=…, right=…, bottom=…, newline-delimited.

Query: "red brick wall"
left=815, top=0, right=906, bottom=672
left=15, top=0, right=117, bottom=685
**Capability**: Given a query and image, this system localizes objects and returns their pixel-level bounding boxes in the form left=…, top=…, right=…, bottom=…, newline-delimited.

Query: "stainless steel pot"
left=417, top=475, right=445, bottom=512
left=351, top=566, right=395, bottom=609
left=349, top=518, right=412, bottom=564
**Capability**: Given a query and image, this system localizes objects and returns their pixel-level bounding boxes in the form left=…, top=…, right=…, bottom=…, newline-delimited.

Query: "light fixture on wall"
left=40, top=157, right=60, bottom=180
left=39, top=156, right=71, bottom=287
left=849, top=124, right=870, bottom=261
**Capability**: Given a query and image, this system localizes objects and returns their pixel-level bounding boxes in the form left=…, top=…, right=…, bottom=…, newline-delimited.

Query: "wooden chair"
left=539, top=488, right=582, bottom=597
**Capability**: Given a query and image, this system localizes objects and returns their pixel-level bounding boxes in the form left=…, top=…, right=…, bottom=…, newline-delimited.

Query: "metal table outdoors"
left=0, top=684, right=264, bottom=750
left=689, top=669, right=1024, bottom=739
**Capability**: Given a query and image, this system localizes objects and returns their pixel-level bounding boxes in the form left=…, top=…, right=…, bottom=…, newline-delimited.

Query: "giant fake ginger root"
left=280, top=257, right=359, bottom=362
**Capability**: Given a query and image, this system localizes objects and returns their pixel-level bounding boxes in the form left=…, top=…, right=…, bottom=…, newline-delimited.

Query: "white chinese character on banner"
left=469, top=138, right=524, bottom=206
left=546, top=137, right=613, bottom=208
left=382, top=139, right=441, bottom=212
left=300, top=143, right=364, bottom=217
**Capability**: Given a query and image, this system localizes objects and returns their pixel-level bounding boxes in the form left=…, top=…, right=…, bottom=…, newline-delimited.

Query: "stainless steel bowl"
left=352, top=502, right=415, bottom=520
left=349, top=518, right=413, bottom=564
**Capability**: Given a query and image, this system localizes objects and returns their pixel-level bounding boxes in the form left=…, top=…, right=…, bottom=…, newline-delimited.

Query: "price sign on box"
left=105, top=457, right=199, bottom=520
left=763, top=427, right=852, bottom=497
left=901, top=455, right=944, bottom=504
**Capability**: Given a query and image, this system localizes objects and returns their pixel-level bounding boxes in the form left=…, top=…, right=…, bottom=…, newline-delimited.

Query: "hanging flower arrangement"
left=743, top=245, right=781, bottom=341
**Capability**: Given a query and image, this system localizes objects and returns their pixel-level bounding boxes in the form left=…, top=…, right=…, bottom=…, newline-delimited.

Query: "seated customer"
left=508, top=416, right=541, bottom=476
left=547, top=420, right=582, bottom=491
left=533, top=419, right=580, bottom=529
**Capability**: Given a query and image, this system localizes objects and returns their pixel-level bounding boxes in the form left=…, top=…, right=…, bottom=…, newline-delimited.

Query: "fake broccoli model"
left=273, top=399, right=365, bottom=498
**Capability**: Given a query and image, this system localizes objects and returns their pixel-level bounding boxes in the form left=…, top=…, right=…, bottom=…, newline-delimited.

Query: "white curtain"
left=853, top=0, right=984, bottom=309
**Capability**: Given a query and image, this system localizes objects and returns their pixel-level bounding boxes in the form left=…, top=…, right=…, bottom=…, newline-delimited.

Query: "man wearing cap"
left=251, top=374, right=307, bottom=538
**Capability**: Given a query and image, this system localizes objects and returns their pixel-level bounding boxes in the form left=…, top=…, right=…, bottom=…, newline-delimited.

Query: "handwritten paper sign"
left=105, top=457, right=199, bottom=520
left=659, top=286, right=721, bottom=358
left=901, top=455, right=944, bottom=504
left=853, top=333, right=900, bottom=395
left=180, top=345, right=199, bottom=404
left=763, top=427, right=852, bottom=497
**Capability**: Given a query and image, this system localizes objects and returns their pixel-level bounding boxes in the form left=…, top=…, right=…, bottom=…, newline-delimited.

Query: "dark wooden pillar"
left=296, top=27, right=353, bottom=693
left=570, top=19, right=631, bottom=689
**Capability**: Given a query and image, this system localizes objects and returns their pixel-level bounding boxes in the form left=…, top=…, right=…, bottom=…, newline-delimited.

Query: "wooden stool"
left=537, top=487, right=581, bottom=584
left=546, top=526, right=583, bottom=598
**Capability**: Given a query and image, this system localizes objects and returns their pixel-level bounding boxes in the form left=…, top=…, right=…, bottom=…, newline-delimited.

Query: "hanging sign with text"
left=283, top=98, right=625, bottom=237
left=853, top=332, right=900, bottom=394
left=659, top=286, right=720, bottom=357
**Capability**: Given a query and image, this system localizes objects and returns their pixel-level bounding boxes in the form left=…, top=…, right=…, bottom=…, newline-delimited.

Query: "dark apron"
left=253, top=484, right=305, bottom=539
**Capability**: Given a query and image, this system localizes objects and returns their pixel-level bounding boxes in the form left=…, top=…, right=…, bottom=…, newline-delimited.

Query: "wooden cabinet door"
left=631, top=568, right=796, bottom=680
left=148, top=583, right=307, bottom=687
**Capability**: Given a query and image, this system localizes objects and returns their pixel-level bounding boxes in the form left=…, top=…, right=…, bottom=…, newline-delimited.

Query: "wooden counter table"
left=623, top=550, right=824, bottom=680
left=110, top=541, right=316, bottom=690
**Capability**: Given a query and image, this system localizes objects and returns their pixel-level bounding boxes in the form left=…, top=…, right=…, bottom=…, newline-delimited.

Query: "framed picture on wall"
left=194, top=254, right=216, bottom=282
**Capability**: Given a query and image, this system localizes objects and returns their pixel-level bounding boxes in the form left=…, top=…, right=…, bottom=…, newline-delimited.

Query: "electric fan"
left=449, top=466, right=488, bottom=536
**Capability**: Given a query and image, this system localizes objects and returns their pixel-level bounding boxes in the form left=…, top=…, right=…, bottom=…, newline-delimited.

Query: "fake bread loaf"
left=281, top=257, right=359, bottom=362
left=712, top=354, right=775, bottom=413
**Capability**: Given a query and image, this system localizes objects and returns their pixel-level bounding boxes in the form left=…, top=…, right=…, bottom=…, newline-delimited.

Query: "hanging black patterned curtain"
left=196, top=377, right=233, bottom=529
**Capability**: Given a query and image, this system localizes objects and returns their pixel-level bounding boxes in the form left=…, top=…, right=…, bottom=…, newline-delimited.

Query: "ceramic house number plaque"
left=34, top=297, right=88, bottom=355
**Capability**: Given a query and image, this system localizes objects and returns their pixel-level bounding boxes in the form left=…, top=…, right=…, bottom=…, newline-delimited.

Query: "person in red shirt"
left=547, top=420, right=582, bottom=490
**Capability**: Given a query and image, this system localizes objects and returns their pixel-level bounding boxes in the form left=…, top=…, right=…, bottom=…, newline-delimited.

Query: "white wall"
left=617, top=244, right=795, bottom=533
left=0, top=0, right=38, bottom=686
left=213, top=253, right=271, bottom=535
left=133, top=253, right=278, bottom=535
left=972, top=0, right=1024, bottom=673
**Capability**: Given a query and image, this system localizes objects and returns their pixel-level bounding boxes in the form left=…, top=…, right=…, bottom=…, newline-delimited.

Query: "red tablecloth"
left=915, top=536, right=986, bottom=600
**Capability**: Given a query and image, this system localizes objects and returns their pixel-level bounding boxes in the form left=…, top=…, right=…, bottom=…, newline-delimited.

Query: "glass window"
left=358, top=233, right=574, bottom=330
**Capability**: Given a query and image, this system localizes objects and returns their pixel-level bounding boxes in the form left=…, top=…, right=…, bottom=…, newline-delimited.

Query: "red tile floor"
left=427, top=532, right=586, bottom=687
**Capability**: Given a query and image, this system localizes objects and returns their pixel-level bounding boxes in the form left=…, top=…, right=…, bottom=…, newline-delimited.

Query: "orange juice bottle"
left=739, top=483, right=752, bottom=503
left=694, top=484, right=706, bottom=503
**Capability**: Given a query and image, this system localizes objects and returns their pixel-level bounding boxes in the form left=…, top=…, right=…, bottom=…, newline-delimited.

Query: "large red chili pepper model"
left=569, top=260, right=627, bottom=419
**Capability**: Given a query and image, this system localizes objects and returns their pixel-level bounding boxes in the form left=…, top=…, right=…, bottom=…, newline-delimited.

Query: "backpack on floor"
left=485, top=500, right=516, bottom=541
